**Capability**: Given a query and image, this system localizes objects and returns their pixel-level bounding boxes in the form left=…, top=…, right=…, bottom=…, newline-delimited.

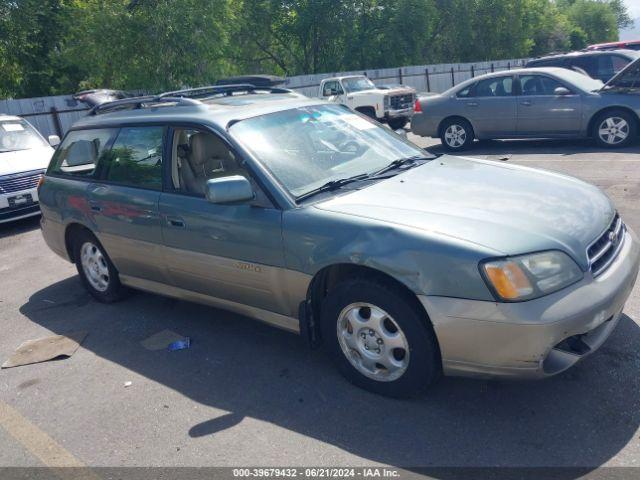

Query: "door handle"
left=166, top=216, right=185, bottom=228
left=520, top=100, right=532, bottom=106
left=466, top=102, right=479, bottom=107
left=89, top=202, right=101, bottom=212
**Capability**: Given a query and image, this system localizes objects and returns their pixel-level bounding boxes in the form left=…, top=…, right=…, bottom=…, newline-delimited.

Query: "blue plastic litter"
left=167, top=337, right=191, bottom=351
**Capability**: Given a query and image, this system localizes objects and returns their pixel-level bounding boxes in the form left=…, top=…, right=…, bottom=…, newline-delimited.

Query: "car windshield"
left=604, top=58, right=640, bottom=90
left=230, top=104, right=430, bottom=198
left=342, top=77, right=376, bottom=93
left=557, top=70, right=604, bottom=91
left=0, top=120, right=48, bottom=153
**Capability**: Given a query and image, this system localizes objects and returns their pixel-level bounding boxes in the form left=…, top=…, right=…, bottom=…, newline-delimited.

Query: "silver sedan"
left=411, top=61, right=640, bottom=150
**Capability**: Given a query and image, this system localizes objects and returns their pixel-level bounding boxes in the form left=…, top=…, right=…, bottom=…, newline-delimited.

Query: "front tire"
left=388, top=117, right=408, bottom=130
left=440, top=118, right=474, bottom=151
left=73, top=230, right=127, bottom=303
left=593, top=110, right=637, bottom=148
left=321, top=278, right=441, bottom=397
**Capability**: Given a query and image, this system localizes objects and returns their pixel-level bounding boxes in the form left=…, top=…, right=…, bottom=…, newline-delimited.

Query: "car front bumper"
left=418, top=228, right=640, bottom=379
left=385, top=107, right=414, bottom=119
left=0, top=187, right=41, bottom=223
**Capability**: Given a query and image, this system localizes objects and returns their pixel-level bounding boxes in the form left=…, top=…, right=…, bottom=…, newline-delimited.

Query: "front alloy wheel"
left=321, top=278, right=441, bottom=397
left=337, top=303, right=410, bottom=382
left=593, top=110, right=636, bottom=148
left=598, top=117, right=629, bottom=146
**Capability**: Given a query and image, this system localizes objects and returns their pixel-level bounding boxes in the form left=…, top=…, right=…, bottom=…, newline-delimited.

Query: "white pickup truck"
left=319, top=75, right=416, bottom=129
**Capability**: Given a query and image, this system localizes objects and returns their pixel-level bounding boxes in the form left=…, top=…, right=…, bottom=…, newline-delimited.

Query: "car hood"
left=601, top=56, right=640, bottom=90
left=315, top=155, right=614, bottom=269
left=0, top=147, right=53, bottom=177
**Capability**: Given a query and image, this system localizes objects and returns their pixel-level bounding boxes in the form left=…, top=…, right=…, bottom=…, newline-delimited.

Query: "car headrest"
left=189, top=133, right=230, bottom=167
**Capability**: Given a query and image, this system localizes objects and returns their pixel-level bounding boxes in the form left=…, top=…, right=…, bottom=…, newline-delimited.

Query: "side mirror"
left=394, top=129, right=408, bottom=138
left=554, top=87, right=571, bottom=96
left=205, top=175, right=254, bottom=204
left=48, top=135, right=60, bottom=147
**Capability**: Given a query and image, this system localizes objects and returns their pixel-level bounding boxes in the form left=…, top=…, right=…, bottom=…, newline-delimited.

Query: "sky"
left=624, top=0, right=640, bottom=18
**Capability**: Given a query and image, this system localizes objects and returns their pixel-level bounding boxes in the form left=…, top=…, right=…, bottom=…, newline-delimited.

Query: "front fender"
left=283, top=206, right=497, bottom=301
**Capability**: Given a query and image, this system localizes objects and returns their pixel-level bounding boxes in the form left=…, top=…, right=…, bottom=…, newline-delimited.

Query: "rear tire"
left=593, top=110, right=637, bottom=148
left=320, top=278, right=441, bottom=398
left=73, top=230, right=127, bottom=303
left=440, top=118, right=474, bottom=151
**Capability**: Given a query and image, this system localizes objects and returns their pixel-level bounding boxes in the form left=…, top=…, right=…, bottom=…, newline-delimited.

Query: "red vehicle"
left=587, top=40, right=640, bottom=51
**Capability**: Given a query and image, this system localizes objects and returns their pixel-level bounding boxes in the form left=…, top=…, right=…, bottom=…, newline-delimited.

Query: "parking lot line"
left=0, top=399, right=100, bottom=479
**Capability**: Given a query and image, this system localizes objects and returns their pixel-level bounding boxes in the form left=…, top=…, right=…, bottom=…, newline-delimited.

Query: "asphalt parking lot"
left=1, top=135, right=639, bottom=475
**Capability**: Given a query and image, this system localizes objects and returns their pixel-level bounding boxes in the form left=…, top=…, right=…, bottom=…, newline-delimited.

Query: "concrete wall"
left=1, top=58, right=528, bottom=138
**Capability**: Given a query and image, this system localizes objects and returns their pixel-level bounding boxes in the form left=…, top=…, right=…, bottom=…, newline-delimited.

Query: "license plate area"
left=8, top=193, right=34, bottom=208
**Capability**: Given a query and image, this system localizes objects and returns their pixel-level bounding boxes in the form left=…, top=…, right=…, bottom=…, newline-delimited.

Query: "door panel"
left=89, top=125, right=166, bottom=282
left=516, top=74, right=582, bottom=135
left=159, top=193, right=290, bottom=315
left=462, top=76, right=517, bottom=137
left=88, top=183, right=165, bottom=282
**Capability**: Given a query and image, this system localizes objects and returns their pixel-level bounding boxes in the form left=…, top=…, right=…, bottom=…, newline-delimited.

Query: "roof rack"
left=158, top=83, right=293, bottom=99
left=90, top=83, right=297, bottom=115
left=90, top=95, right=202, bottom=115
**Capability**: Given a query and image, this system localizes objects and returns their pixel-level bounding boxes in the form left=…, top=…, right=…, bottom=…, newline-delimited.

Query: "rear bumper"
left=0, top=187, right=41, bottom=223
left=418, top=228, right=640, bottom=379
left=410, top=112, right=439, bottom=137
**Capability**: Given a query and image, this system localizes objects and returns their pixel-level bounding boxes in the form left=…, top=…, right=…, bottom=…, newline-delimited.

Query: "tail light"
left=414, top=99, right=422, bottom=113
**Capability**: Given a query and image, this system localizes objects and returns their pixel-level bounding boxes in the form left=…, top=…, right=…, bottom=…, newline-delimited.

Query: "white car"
left=0, top=115, right=57, bottom=223
left=319, top=75, right=415, bottom=130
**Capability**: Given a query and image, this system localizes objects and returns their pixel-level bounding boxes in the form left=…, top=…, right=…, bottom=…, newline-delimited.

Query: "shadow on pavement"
left=0, top=215, right=40, bottom=240
left=19, top=276, right=640, bottom=474
left=423, top=138, right=640, bottom=157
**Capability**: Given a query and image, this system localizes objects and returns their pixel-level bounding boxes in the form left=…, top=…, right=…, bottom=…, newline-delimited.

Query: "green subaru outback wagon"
left=39, top=85, right=639, bottom=397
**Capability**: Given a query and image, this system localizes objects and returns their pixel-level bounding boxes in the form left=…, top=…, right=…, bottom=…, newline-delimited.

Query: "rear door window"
left=102, top=126, right=164, bottom=190
left=474, top=76, right=513, bottom=97
left=49, top=128, right=117, bottom=177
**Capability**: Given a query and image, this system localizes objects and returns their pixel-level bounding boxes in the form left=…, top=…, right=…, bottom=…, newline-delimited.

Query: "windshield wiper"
left=296, top=173, right=371, bottom=202
left=370, top=155, right=430, bottom=177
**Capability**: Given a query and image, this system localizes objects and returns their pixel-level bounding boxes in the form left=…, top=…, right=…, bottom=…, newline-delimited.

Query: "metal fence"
left=283, top=58, right=529, bottom=97
left=1, top=57, right=529, bottom=139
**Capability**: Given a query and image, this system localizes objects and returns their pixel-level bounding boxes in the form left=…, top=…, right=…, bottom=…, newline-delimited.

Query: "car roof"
left=70, top=91, right=325, bottom=131
left=0, top=114, right=23, bottom=122
left=530, top=49, right=640, bottom=61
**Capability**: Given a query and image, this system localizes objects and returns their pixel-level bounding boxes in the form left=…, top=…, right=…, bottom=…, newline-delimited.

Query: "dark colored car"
left=215, top=75, right=285, bottom=88
left=526, top=50, right=640, bottom=83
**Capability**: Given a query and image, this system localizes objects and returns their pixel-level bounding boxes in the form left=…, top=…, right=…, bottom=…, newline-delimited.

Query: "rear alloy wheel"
left=73, top=230, right=127, bottom=303
left=440, top=118, right=474, bottom=151
left=594, top=110, right=636, bottom=148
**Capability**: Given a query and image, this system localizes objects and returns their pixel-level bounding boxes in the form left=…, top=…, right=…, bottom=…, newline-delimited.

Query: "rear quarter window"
left=48, top=128, right=117, bottom=177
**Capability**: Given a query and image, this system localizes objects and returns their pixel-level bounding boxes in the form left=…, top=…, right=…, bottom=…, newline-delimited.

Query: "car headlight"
left=480, top=251, right=583, bottom=302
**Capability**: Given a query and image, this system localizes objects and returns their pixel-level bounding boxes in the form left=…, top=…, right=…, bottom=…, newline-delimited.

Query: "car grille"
left=390, top=93, right=415, bottom=110
left=0, top=169, right=45, bottom=195
left=587, top=213, right=625, bottom=276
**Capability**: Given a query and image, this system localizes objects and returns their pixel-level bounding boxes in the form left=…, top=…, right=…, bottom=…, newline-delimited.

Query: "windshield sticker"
left=2, top=123, right=25, bottom=132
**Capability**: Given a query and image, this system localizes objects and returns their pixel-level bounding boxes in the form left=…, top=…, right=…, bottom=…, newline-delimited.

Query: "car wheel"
left=388, top=117, right=408, bottom=130
left=440, top=118, right=474, bottom=151
left=593, top=110, right=637, bottom=148
left=321, top=278, right=441, bottom=397
left=73, top=230, right=127, bottom=303
left=356, top=107, right=377, bottom=120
